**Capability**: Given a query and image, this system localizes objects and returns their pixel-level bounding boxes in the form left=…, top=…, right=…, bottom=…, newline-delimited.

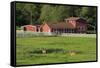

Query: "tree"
left=16, top=3, right=41, bottom=26
left=79, top=7, right=97, bottom=31
left=40, top=5, right=73, bottom=23
left=16, top=3, right=97, bottom=32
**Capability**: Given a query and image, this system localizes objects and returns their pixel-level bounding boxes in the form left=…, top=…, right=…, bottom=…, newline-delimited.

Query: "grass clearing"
left=16, top=36, right=96, bottom=65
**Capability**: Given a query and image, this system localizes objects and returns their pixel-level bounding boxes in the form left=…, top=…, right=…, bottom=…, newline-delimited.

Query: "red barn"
left=20, top=17, right=87, bottom=33
left=40, top=17, right=87, bottom=33
left=65, top=17, right=87, bottom=33
left=21, top=25, right=37, bottom=32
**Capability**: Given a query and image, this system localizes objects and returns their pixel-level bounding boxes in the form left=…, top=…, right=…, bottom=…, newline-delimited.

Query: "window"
left=51, top=29, right=53, bottom=32
left=65, top=29, right=67, bottom=33
left=67, top=29, right=69, bottom=33
left=67, top=20, right=69, bottom=22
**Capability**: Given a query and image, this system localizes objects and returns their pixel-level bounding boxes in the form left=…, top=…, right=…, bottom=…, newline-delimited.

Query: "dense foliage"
left=16, top=3, right=97, bottom=31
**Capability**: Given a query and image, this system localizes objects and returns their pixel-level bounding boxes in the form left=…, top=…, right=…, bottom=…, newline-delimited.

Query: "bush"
left=16, top=26, right=21, bottom=30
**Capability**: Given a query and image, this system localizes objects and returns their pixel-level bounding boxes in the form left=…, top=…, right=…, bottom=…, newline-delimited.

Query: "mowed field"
left=16, top=36, right=96, bottom=65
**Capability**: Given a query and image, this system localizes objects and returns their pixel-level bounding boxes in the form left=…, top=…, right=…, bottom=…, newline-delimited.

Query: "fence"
left=16, top=31, right=96, bottom=38
left=16, top=31, right=57, bottom=38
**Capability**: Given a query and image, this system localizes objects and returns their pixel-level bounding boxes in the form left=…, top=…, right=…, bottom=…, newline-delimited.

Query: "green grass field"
left=16, top=36, right=96, bottom=65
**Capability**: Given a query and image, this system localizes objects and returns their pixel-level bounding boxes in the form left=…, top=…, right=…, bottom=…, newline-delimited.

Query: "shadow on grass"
left=29, top=48, right=84, bottom=55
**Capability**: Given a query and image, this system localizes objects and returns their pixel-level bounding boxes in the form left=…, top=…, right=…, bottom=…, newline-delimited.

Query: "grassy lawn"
left=16, top=36, right=96, bottom=65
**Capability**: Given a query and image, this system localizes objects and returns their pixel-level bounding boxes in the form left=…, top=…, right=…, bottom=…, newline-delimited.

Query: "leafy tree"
left=40, top=5, right=73, bottom=23
left=16, top=3, right=41, bottom=26
left=79, top=7, right=97, bottom=31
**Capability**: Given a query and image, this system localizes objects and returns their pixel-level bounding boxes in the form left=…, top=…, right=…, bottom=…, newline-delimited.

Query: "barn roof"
left=23, top=25, right=35, bottom=27
left=65, top=17, right=80, bottom=20
left=65, top=17, right=87, bottom=24
left=65, top=17, right=86, bottom=21
left=21, top=25, right=36, bottom=29
left=44, top=22, right=75, bottom=29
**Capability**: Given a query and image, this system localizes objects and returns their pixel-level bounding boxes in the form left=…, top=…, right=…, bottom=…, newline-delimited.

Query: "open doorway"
left=23, top=27, right=27, bottom=31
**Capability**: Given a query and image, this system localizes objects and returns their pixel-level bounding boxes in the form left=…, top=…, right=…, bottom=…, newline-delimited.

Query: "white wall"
left=0, top=0, right=99, bottom=68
